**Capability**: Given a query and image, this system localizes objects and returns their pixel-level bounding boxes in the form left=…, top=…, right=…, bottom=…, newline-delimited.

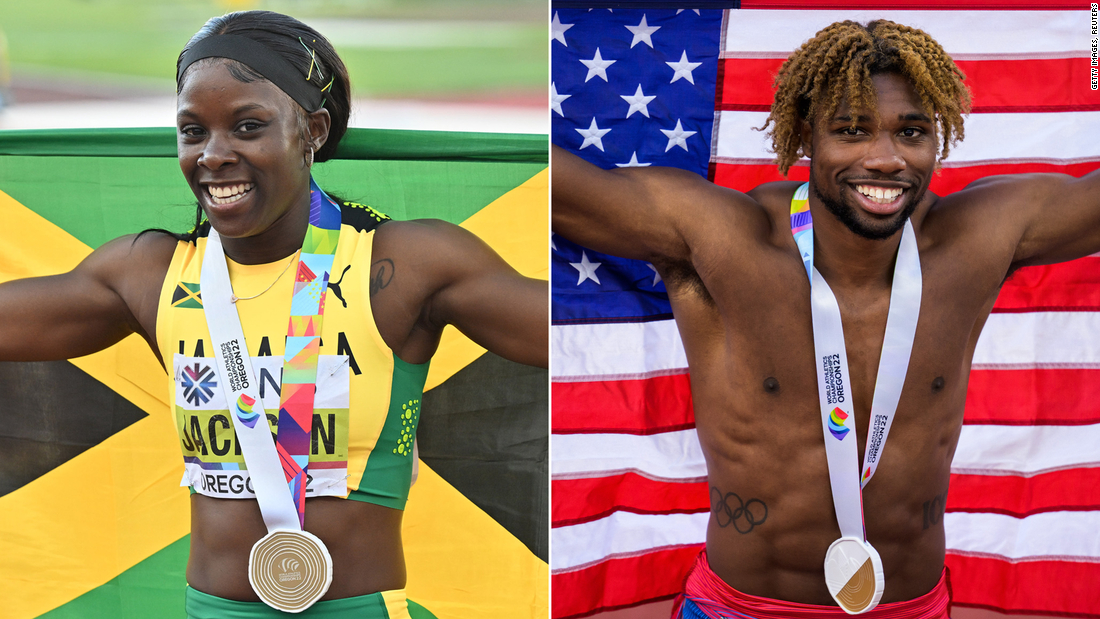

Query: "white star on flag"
left=581, top=48, right=616, bottom=82
left=571, top=251, right=602, bottom=285
left=551, top=233, right=557, bottom=251
left=621, top=84, right=656, bottom=118
left=551, top=12, right=574, bottom=46
left=551, top=82, right=571, bottom=117
left=667, top=50, right=702, bottom=84
left=676, top=9, right=702, bottom=15
left=576, top=118, right=611, bottom=151
left=647, top=263, right=662, bottom=286
left=661, top=119, right=696, bottom=152
left=616, top=152, right=651, bottom=168
left=626, top=15, right=660, bottom=49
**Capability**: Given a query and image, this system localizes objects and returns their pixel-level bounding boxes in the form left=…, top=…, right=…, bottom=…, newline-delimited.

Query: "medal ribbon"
left=201, top=178, right=341, bottom=531
left=275, top=179, right=341, bottom=528
left=790, top=183, right=922, bottom=540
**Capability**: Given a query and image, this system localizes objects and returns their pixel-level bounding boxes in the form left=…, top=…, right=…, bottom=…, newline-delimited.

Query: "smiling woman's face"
left=176, top=59, right=312, bottom=245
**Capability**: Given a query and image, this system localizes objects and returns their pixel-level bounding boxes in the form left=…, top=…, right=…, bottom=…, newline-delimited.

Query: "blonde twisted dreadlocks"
left=762, top=20, right=971, bottom=175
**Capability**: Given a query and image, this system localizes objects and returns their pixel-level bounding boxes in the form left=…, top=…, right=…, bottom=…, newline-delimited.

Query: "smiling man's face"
left=802, top=72, right=939, bottom=241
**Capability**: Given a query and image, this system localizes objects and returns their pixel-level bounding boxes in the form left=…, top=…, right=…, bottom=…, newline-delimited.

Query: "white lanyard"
left=201, top=229, right=301, bottom=533
left=793, top=185, right=922, bottom=613
left=200, top=229, right=332, bottom=612
left=805, top=219, right=922, bottom=533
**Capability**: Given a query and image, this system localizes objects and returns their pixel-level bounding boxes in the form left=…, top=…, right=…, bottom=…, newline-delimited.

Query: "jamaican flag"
left=0, top=127, right=548, bottom=618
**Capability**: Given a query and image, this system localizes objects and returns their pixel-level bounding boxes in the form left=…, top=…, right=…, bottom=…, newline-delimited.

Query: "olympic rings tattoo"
left=710, top=487, right=768, bottom=534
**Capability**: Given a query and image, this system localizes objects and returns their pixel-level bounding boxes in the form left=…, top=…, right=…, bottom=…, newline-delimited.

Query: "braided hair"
left=761, top=19, right=971, bottom=175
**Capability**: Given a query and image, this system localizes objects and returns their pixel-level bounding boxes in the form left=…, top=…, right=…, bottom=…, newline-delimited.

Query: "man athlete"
left=553, top=19, right=1100, bottom=618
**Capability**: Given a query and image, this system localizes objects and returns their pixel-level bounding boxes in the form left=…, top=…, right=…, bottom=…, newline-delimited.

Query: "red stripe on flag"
left=712, top=161, right=1100, bottom=196
left=996, top=259, right=1100, bottom=313
left=965, top=368, right=1100, bottom=425
left=949, top=468, right=1100, bottom=518
left=945, top=553, right=1100, bottom=618
left=552, top=474, right=708, bottom=527
left=553, top=373, right=695, bottom=435
left=553, top=544, right=703, bottom=619
left=739, top=1, right=1085, bottom=9
left=719, top=58, right=1100, bottom=113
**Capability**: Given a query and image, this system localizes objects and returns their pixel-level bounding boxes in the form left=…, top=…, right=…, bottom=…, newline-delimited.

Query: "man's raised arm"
left=1010, top=170, right=1100, bottom=267
left=552, top=145, right=725, bottom=264
left=956, top=169, right=1100, bottom=269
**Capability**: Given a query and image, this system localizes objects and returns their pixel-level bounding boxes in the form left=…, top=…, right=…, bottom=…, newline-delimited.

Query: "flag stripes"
left=712, top=161, right=1100, bottom=197
left=713, top=111, right=1100, bottom=161
left=719, top=57, right=1100, bottom=113
left=944, top=554, right=1100, bottom=618
left=551, top=4, right=1100, bottom=617
left=720, top=9, right=1087, bottom=56
left=552, top=475, right=708, bottom=528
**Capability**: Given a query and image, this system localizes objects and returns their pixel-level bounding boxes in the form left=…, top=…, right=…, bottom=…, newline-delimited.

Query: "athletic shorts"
left=673, top=551, right=951, bottom=619
left=185, top=586, right=438, bottom=619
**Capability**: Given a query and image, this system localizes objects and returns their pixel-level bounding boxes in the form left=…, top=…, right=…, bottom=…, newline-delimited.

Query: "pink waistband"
left=676, top=551, right=951, bottom=619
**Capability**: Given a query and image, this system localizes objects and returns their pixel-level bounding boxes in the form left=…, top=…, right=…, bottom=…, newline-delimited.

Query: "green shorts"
left=185, top=586, right=438, bottom=619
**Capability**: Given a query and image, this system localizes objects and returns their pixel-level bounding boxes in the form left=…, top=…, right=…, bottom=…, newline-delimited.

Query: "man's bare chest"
left=666, top=251, right=1001, bottom=448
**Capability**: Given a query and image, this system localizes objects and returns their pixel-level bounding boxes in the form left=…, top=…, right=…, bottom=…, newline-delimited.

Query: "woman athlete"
left=0, top=10, right=546, bottom=619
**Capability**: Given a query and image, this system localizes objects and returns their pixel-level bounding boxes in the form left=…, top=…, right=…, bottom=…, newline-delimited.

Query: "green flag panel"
left=40, top=536, right=190, bottom=619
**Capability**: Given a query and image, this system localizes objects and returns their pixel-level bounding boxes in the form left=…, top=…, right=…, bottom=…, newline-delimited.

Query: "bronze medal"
left=248, top=529, right=333, bottom=613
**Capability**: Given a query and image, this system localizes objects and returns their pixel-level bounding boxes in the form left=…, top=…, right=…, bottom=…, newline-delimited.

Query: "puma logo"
left=328, top=265, right=351, bottom=308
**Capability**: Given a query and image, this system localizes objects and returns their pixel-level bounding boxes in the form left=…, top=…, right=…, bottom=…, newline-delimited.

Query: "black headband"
left=177, top=34, right=325, bottom=112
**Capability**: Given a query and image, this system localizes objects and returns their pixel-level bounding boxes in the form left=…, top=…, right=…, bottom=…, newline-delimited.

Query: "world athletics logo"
left=828, top=407, right=850, bottom=440
left=235, top=394, right=261, bottom=428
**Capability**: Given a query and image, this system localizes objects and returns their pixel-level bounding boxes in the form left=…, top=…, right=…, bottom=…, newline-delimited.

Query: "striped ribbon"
left=275, top=177, right=342, bottom=528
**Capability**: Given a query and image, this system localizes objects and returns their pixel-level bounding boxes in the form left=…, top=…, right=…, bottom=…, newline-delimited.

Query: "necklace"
left=229, top=250, right=301, bottom=304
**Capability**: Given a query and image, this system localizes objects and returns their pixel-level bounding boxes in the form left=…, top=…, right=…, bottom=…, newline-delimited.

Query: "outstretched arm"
left=0, top=233, right=174, bottom=363
left=964, top=169, right=1100, bottom=268
left=370, top=220, right=547, bottom=368
left=553, top=145, right=748, bottom=264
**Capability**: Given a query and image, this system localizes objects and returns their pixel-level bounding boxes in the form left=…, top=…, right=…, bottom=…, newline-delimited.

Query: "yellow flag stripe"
left=405, top=462, right=549, bottom=619
left=425, top=167, right=548, bottom=390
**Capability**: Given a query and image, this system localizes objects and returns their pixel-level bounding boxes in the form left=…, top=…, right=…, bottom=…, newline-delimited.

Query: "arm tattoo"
left=710, top=486, right=768, bottom=534
left=369, top=259, right=394, bottom=297
left=922, top=490, right=948, bottom=530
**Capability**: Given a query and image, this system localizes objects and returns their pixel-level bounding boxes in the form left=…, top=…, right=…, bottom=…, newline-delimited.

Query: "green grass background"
left=0, top=0, right=547, bottom=98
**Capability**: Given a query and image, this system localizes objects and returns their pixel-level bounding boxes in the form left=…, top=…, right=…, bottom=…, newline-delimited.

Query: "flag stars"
left=616, top=152, right=651, bottom=167
left=676, top=9, right=702, bottom=15
left=667, top=51, right=703, bottom=84
left=621, top=84, right=656, bottom=118
left=581, top=48, right=616, bottom=82
left=576, top=118, right=611, bottom=151
left=661, top=119, right=697, bottom=152
left=571, top=252, right=603, bottom=285
left=552, top=12, right=574, bottom=46
left=551, top=82, right=571, bottom=117
left=626, top=15, right=660, bottom=49
left=647, top=264, right=662, bottom=286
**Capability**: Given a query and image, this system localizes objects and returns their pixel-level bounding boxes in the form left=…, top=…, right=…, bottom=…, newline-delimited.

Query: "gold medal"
left=248, top=529, right=333, bottom=613
left=824, top=537, right=884, bottom=614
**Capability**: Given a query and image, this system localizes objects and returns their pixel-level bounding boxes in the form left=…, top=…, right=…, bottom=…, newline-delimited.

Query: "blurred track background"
left=0, top=0, right=547, bottom=132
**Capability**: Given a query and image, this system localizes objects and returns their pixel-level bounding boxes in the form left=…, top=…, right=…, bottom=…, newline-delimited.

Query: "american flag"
left=550, top=4, right=1100, bottom=618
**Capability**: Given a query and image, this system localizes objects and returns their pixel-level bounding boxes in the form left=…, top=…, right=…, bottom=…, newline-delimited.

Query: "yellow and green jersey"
left=157, top=204, right=428, bottom=510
